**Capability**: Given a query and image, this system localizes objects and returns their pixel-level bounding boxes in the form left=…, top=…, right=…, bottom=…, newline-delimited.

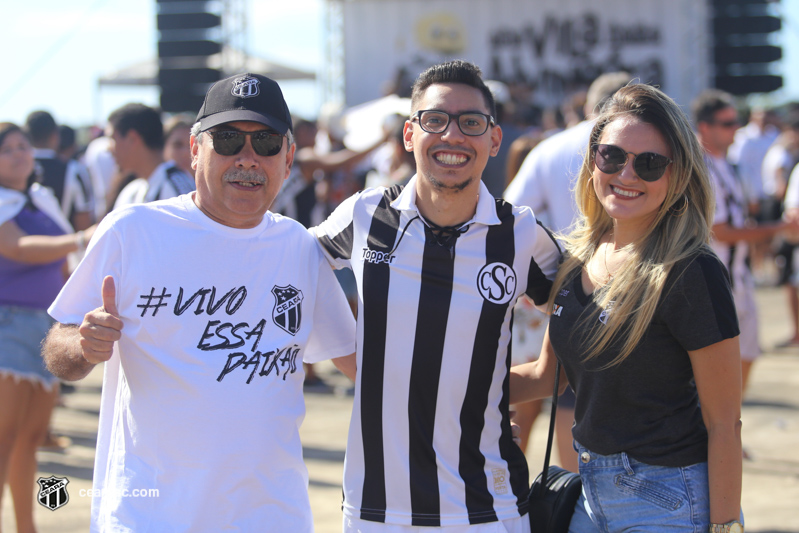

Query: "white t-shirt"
left=762, top=144, right=795, bottom=199
left=113, top=161, right=195, bottom=210
left=503, top=120, right=594, bottom=234
left=728, top=123, right=778, bottom=200
left=784, top=163, right=799, bottom=211
left=49, top=194, right=356, bottom=532
left=314, top=177, right=560, bottom=526
left=82, top=136, right=117, bottom=220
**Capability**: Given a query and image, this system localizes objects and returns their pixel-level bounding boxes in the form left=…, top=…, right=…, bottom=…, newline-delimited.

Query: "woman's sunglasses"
left=207, top=130, right=284, bottom=157
left=592, top=144, right=672, bottom=182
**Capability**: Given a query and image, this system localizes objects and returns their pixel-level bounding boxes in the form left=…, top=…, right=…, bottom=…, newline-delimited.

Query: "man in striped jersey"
left=693, top=90, right=795, bottom=395
left=315, top=60, right=560, bottom=532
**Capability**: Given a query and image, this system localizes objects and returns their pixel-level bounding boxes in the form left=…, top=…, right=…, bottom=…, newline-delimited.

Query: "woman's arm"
left=509, top=325, right=566, bottom=404
left=0, top=221, right=95, bottom=264
left=688, top=336, right=742, bottom=525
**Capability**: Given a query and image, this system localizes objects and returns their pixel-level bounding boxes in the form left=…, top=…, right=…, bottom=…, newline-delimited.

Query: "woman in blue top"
left=0, top=122, right=95, bottom=531
left=510, top=85, right=744, bottom=532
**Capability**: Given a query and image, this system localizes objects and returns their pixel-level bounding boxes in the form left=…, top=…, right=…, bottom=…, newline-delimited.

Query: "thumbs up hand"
left=79, top=275, right=124, bottom=364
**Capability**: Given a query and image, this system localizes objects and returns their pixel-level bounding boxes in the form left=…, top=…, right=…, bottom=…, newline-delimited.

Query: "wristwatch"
left=709, top=521, right=743, bottom=533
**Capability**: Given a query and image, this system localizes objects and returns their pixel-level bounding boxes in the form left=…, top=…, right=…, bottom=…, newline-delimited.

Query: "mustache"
left=430, top=144, right=475, bottom=157
left=223, top=168, right=266, bottom=185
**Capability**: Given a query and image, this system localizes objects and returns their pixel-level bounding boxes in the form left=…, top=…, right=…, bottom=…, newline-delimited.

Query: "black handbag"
left=527, top=360, right=582, bottom=533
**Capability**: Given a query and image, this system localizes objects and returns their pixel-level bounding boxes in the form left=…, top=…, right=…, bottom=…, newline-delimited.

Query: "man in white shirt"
left=105, top=103, right=195, bottom=210
left=42, top=73, right=356, bottom=532
left=503, top=72, right=630, bottom=235
left=727, top=107, right=779, bottom=211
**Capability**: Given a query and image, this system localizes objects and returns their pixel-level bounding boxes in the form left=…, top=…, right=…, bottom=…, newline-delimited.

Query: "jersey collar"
left=390, top=174, right=501, bottom=226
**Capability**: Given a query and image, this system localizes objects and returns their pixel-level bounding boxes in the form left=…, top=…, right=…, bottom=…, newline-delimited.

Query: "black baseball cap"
left=196, top=73, right=293, bottom=134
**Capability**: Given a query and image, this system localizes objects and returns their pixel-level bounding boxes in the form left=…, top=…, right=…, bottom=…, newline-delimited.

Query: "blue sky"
left=1, top=0, right=797, bottom=128
left=0, top=0, right=324, bottom=127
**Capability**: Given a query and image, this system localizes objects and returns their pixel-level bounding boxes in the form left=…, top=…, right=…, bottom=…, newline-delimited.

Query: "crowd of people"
left=2, top=58, right=796, bottom=531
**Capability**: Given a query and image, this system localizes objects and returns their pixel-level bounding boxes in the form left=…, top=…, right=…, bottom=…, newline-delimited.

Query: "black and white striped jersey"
left=706, top=154, right=750, bottom=289
left=314, top=176, right=560, bottom=527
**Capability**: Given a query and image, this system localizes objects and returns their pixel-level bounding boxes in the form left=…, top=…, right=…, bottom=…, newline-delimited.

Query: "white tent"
left=98, top=49, right=315, bottom=87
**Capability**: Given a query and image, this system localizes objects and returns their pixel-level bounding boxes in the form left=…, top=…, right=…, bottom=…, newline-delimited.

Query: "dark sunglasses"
left=592, top=144, right=672, bottom=182
left=206, top=129, right=284, bottom=157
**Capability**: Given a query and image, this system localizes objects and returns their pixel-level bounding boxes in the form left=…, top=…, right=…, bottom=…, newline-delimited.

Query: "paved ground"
left=3, top=286, right=798, bottom=532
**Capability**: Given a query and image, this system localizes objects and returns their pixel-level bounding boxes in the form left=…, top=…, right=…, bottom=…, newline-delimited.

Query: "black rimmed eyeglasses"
left=411, top=110, right=495, bottom=136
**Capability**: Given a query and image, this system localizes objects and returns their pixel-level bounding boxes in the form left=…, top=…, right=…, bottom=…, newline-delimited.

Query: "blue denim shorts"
left=568, top=442, right=722, bottom=532
left=0, top=305, right=58, bottom=389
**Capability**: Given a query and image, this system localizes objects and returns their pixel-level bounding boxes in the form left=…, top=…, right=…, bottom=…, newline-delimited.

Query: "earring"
left=669, top=195, right=689, bottom=216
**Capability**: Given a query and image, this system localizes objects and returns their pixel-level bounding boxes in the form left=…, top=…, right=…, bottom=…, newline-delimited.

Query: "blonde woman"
left=511, top=85, right=745, bottom=532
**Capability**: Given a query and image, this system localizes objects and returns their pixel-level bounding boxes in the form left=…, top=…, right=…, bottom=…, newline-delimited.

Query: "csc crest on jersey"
left=272, top=285, right=304, bottom=335
left=476, top=262, right=517, bottom=305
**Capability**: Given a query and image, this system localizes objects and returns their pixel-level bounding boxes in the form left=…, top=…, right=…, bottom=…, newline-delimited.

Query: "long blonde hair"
left=548, top=84, right=715, bottom=367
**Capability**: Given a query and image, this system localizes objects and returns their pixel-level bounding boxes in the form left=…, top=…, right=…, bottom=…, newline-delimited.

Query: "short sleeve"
left=48, top=213, right=123, bottom=324
left=657, top=252, right=740, bottom=352
left=524, top=220, right=561, bottom=307
left=302, top=246, right=357, bottom=363
left=312, top=191, right=360, bottom=270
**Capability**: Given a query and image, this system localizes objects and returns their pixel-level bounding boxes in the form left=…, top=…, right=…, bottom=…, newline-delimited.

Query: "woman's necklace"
left=603, top=236, right=615, bottom=282
left=586, top=235, right=613, bottom=286
left=591, top=233, right=619, bottom=285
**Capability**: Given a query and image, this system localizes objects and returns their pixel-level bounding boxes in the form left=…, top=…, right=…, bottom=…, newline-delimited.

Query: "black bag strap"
left=537, top=359, right=562, bottom=492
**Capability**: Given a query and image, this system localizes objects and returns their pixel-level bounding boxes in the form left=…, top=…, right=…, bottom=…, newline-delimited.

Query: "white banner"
left=340, top=0, right=710, bottom=109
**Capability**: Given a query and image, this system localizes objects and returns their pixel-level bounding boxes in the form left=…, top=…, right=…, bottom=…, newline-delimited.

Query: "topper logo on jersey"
left=361, top=247, right=396, bottom=264
left=477, top=262, right=517, bottom=305
left=272, top=285, right=303, bottom=335
left=231, top=76, right=260, bottom=98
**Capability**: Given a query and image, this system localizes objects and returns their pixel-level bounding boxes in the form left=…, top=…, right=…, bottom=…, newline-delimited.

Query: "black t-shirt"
left=548, top=249, right=740, bottom=467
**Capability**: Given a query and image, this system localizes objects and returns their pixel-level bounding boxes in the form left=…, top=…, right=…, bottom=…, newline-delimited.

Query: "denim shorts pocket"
left=614, top=473, right=684, bottom=510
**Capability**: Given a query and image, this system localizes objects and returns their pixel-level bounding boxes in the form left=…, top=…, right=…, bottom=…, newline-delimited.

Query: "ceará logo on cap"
left=231, top=76, right=260, bottom=98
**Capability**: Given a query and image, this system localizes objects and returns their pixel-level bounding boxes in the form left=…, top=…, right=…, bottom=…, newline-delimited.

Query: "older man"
left=42, top=73, right=356, bottom=532
left=315, top=60, right=560, bottom=532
